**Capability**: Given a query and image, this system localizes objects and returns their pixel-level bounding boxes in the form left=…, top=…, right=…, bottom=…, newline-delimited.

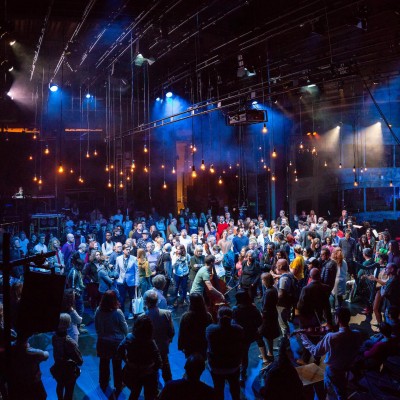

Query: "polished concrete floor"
left=29, top=290, right=399, bottom=400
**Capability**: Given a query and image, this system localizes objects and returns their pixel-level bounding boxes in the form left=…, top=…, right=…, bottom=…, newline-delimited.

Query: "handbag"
left=132, top=286, right=144, bottom=315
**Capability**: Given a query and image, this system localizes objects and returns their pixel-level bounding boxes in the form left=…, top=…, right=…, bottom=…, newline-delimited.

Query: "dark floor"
left=29, top=289, right=400, bottom=400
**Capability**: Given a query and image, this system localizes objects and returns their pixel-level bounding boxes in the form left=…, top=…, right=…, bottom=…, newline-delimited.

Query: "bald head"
left=276, top=258, right=289, bottom=273
left=310, top=268, right=321, bottom=281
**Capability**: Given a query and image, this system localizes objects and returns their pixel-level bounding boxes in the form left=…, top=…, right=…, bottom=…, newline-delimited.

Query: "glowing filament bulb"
left=390, top=180, right=393, bottom=187
left=210, top=164, right=215, bottom=174
left=58, top=163, right=64, bottom=173
left=29, top=155, right=33, bottom=161
left=295, top=176, right=298, bottom=182
left=144, top=165, right=148, bottom=173
left=70, top=168, right=74, bottom=174
left=119, top=181, right=124, bottom=189
left=299, top=142, right=304, bottom=150
left=324, top=161, right=327, bottom=167
left=107, top=180, right=112, bottom=188
left=353, top=165, right=356, bottom=172
left=271, top=173, right=276, bottom=181
left=193, top=145, right=197, bottom=152
left=144, top=144, right=148, bottom=153
left=127, top=175, right=131, bottom=181
left=339, top=163, right=342, bottom=169
left=110, top=164, right=114, bottom=170
left=364, top=166, right=368, bottom=171
left=44, top=145, right=50, bottom=155
left=272, top=148, right=277, bottom=158
left=172, top=166, right=176, bottom=174
left=120, top=169, right=123, bottom=176
left=131, top=160, right=136, bottom=169
left=86, top=150, right=90, bottom=158
left=78, top=176, right=84, bottom=183
left=161, top=164, right=165, bottom=169
left=105, top=165, right=109, bottom=172
left=191, top=165, right=197, bottom=178
left=33, top=175, right=38, bottom=182
left=263, top=164, right=267, bottom=169
left=201, top=160, right=206, bottom=170
left=294, top=169, right=297, bottom=174
left=262, top=123, right=268, bottom=134
left=289, top=160, right=292, bottom=166
left=163, top=181, right=167, bottom=189
left=218, top=176, right=223, bottom=185
left=94, top=149, right=98, bottom=156
left=33, top=134, right=37, bottom=140
left=354, top=179, right=358, bottom=187
left=38, top=176, right=43, bottom=185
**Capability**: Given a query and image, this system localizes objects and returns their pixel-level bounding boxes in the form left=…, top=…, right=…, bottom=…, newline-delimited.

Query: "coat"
left=115, top=255, right=139, bottom=287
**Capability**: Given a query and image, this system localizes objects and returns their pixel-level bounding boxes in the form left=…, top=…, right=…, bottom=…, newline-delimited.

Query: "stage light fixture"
left=252, top=101, right=258, bottom=105
left=156, top=97, right=161, bottom=102
left=49, top=82, right=58, bottom=92
left=166, top=91, right=173, bottom=98
left=86, top=93, right=91, bottom=99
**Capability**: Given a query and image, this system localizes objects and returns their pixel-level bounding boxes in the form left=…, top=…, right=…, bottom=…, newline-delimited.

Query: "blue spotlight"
left=156, top=97, right=161, bottom=102
left=166, top=91, right=173, bottom=98
left=86, top=93, right=91, bottom=99
left=49, top=83, right=58, bottom=92
left=252, top=100, right=258, bottom=105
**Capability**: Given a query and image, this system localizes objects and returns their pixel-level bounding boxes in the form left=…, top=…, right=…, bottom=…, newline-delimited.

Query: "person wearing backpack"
left=275, top=258, right=295, bottom=338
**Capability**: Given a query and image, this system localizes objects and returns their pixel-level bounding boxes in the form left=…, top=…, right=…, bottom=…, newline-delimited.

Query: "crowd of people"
left=1, top=206, right=400, bottom=400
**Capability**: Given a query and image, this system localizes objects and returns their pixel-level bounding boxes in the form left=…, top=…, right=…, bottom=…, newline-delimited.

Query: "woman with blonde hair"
left=137, top=248, right=152, bottom=294
left=331, top=247, right=348, bottom=307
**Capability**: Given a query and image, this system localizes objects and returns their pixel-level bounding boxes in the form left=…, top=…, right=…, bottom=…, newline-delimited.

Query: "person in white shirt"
left=34, top=234, right=48, bottom=253
left=19, top=231, right=29, bottom=255
left=179, top=229, right=192, bottom=251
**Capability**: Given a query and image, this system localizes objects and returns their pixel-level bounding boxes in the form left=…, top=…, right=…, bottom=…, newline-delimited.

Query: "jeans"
left=174, top=274, right=188, bottom=301
left=139, top=277, right=153, bottom=295
left=99, top=357, right=122, bottom=391
left=117, top=282, right=136, bottom=315
left=128, top=372, right=158, bottom=400
left=324, top=366, right=348, bottom=400
left=75, top=292, right=84, bottom=318
left=277, top=305, right=290, bottom=336
left=211, top=369, right=241, bottom=400
left=56, top=379, right=76, bottom=400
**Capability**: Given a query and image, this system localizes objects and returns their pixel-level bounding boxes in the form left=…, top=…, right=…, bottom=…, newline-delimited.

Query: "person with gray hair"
left=51, top=313, right=83, bottom=400
left=144, top=289, right=175, bottom=383
left=189, top=245, right=205, bottom=290
left=152, top=275, right=168, bottom=309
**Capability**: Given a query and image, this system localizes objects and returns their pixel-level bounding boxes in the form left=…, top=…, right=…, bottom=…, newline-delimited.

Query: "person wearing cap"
left=51, top=313, right=83, bottom=400
left=137, top=229, right=153, bottom=250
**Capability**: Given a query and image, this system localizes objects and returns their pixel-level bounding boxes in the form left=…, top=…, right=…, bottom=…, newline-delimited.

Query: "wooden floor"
left=29, top=293, right=399, bottom=400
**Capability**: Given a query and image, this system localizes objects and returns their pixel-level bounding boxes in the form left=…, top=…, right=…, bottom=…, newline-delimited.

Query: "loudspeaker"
left=16, top=271, right=66, bottom=335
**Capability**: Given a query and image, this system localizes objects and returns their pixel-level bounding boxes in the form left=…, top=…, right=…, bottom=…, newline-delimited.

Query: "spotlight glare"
left=156, top=97, right=161, bottom=102
left=9, top=40, right=16, bottom=46
left=86, top=93, right=91, bottom=99
left=49, top=83, right=58, bottom=92
left=336, top=125, right=341, bottom=130
left=252, top=101, right=258, bottom=105
left=166, top=91, right=173, bottom=98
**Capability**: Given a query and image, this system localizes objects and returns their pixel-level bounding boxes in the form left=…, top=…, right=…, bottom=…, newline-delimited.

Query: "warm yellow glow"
left=163, top=181, right=167, bottom=189
left=352, top=165, right=356, bottom=172
left=294, top=169, right=297, bottom=174
left=299, top=142, right=304, bottom=149
left=193, top=145, right=197, bottom=152
left=271, top=174, right=276, bottom=181
left=144, top=166, right=148, bottom=173
left=191, top=166, right=197, bottom=178
left=131, top=160, right=136, bottom=169
left=295, top=176, right=298, bottom=182
left=33, top=134, right=37, bottom=140
left=105, top=165, right=109, bottom=172
left=70, top=168, right=74, bottom=174
left=339, top=163, right=342, bottom=169
left=172, top=166, right=176, bottom=174
left=263, top=164, right=267, bottom=169
left=33, top=175, right=37, bottom=182
left=390, top=180, right=393, bottom=187
left=354, top=180, right=358, bottom=187
left=107, top=180, right=112, bottom=188
left=201, top=160, right=206, bottom=170
left=29, top=155, right=33, bottom=160
left=324, top=161, right=327, bottom=167
left=38, top=177, right=43, bottom=185
left=44, top=145, right=49, bottom=155
left=94, top=149, right=98, bottom=156
left=272, top=148, right=277, bottom=158
left=210, top=164, right=215, bottom=174
left=127, top=175, right=131, bottom=181
left=86, top=151, right=90, bottom=158
left=58, top=164, right=64, bottom=173
left=110, top=164, right=114, bottom=169
left=262, top=123, right=268, bottom=134
left=120, top=169, right=123, bottom=176
left=144, top=144, right=148, bottom=153
left=119, top=181, right=124, bottom=189
left=161, top=164, right=165, bottom=169
left=218, top=176, right=223, bottom=185
left=78, top=176, right=84, bottom=183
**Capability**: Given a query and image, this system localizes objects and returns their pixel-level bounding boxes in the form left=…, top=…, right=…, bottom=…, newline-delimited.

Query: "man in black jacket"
left=339, top=229, right=356, bottom=275
left=320, top=248, right=337, bottom=292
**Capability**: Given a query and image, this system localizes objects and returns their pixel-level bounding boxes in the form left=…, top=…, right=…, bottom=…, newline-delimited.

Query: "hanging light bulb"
left=29, top=155, right=33, bottom=161
left=193, top=145, right=197, bottom=153
left=78, top=176, right=84, bottom=183
left=33, top=174, right=38, bottom=182
left=324, top=160, right=327, bottom=167
left=210, top=164, right=215, bottom=174
left=144, top=165, right=148, bottom=173
left=163, top=181, right=167, bottom=189
left=172, top=166, right=176, bottom=174
left=131, top=160, right=136, bottom=169
left=271, top=173, right=276, bottom=181
left=258, top=146, right=262, bottom=151
left=105, top=164, right=109, bottom=172
left=222, top=170, right=226, bottom=174
left=364, top=166, right=368, bottom=171
left=261, top=158, right=264, bottom=163
left=58, top=162, right=64, bottom=173
left=119, top=181, right=124, bottom=189
left=107, top=180, right=112, bottom=188
left=294, top=168, right=297, bottom=174
left=110, top=164, right=114, bottom=169
left=94, top=149, right=98, bottom=156
left=299, top=142, right=304, bottom=150
left=311, top=146, right=317, bottom=155
left=272, top=148, right=277, bottom=158
left=295, top=175, right=298, bottom=182
left=229, top=164, right=232, bottom=169
left=144, top=144, right=148, bottom=153
left=33, top=134, right=37, bottom=140
left=360, top=168, right=364, bottom=173
left=161, top=164, right=165, bottom=169
left=70, top=168, right=74, bottom=174
left=191, top=165, right=197, bottom=178
left=200, top=159, right=206, bottom=170
left=354, top=178, right=358, bottom=187
left=44, top=145, right=50, bottom=155
left=339, top=162, right=342, bottom=169
left=218, top=176, right=223, bottom=185
left=120, top=169, right=123, bottom=176
left=263, top=163, right=267, bottom=169
left=38, top=176, right=43, bottom=185
left=127, top=175, right=131, bottom=181
left=86, top=150, right=90, bottom=158
left=262, top=123, right=268, bottom=134
left=390, top=180, right=393, bottom=187
left=352, top=165, right=356, bottom=172
left=289, top=160, right=292, bottom=166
